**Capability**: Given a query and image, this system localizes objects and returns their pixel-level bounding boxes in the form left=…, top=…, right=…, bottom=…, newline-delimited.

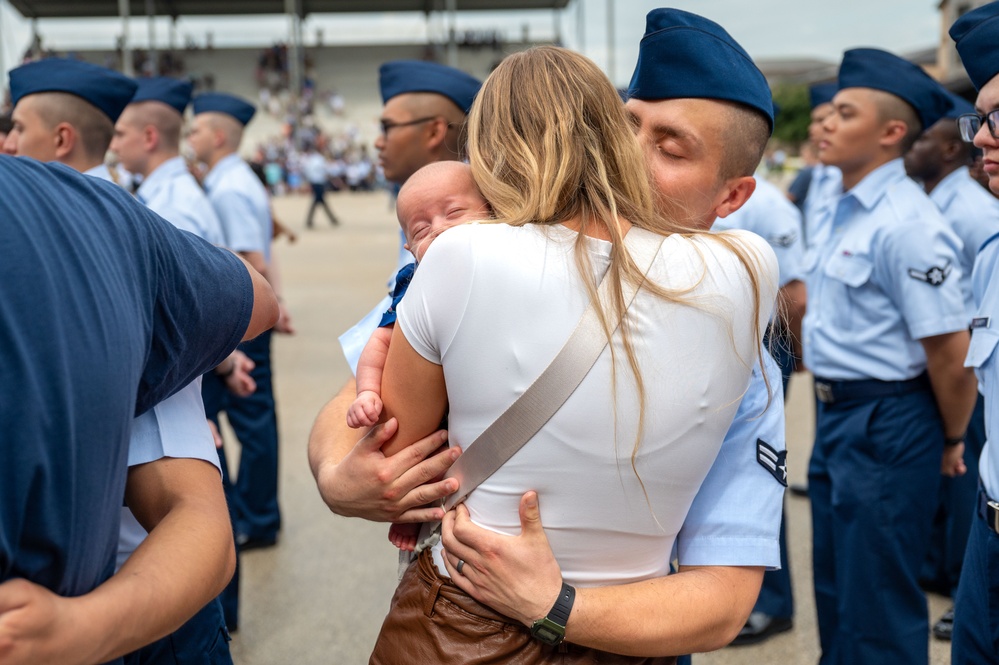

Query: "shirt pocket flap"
left=824, top=252, right=873, bottom=287
left=966, top=330, right=999, bottom=369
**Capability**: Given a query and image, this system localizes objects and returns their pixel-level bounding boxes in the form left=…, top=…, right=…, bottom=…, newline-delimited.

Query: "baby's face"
left=398, top=180, right=488, bottom=262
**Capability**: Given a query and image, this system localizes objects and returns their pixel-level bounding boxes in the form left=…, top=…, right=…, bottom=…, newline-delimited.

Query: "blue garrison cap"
left=838, top=48, right=952, bottom=130
left=951, top=1, right=999, bottom=90
left=809, top=83, right=837, bottom=109
left=192, top=93, right=256, bottom=126
left=943, top=91, right=975, bottom=120
left=378, top=60, right=481, bottom=114
left=626, top=8, right=774, bottom=132
left=131, top=77, right=193, bottom=115
left=9, top=58, right=137, bottom=122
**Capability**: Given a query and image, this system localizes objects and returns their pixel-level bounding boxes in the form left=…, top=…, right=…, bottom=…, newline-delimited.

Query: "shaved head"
left=122, top=101, right=184, bottom=151
left=31, top=92, right=115, bottom=161
left=870, top=89, right=922, bottom=153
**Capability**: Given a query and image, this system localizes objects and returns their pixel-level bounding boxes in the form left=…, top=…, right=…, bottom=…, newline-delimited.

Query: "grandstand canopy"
left=8, top=1, right=570, bottom=19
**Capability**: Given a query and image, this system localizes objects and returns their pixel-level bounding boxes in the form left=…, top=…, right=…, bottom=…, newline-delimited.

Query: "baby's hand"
left=389, top=523, right=421, bottom=552
left=347, top=390, right=383, bottom=428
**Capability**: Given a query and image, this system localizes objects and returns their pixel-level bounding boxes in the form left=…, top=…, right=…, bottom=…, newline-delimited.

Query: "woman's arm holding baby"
left=377, top=324, right=449, bottom=457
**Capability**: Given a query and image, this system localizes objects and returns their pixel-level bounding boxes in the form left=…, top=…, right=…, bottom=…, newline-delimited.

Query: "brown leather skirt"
left=369, top=550, right=678, bottom=665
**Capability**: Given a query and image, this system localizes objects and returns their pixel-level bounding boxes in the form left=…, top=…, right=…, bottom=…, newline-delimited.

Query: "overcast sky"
left=0, top=0, right=943, bottom=87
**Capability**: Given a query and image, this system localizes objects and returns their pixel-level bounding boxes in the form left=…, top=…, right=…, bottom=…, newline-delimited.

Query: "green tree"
left=771, top=83, right=812, bottom=146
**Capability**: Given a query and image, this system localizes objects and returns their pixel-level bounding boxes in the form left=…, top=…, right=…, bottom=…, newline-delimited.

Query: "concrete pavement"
left=226, top=190, right=953, bottom=664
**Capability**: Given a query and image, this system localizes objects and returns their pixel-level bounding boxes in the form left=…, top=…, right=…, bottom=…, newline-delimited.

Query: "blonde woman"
left=367, top=46, right=779, bottom=663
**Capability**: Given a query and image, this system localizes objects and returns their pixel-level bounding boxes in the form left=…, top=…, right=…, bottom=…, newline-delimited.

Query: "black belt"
left=813, top=373, right=930, bottom=404
left=978, top=488, right=999, bottom=537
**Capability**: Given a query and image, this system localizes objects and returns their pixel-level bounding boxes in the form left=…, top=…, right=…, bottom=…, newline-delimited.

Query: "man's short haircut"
left=0, top=114, right=13, bottom=135
left=34, top=92, right=115, bottom=161
left=871, top=89, right=923, bottom=154
left=131, top=100, right=183, bottom=152
left=720, top=101, right=771, bottom=180
left=202, top=112, right=244, bottom=151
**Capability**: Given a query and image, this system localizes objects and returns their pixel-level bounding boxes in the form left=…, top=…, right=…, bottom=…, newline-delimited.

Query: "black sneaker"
left=932, top=607, right=954, bottom=641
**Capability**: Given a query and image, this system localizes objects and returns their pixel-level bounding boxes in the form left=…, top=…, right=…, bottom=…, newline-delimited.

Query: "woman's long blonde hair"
left=467, top=46, right=770, bottom=479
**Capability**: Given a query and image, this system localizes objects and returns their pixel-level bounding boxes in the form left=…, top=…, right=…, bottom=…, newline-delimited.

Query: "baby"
left=346, top=161, right=490, bottom=550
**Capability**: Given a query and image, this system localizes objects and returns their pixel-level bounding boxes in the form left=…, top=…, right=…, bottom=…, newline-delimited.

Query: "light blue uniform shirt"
left=967, top=234, right=999, bottom=498
left=677, top=353, right=785, bottom=568
left=802, top=159, right=967, bottom=381
left=137, top=156, right=225, bottom=246
left=803, top=164, right=841, bottom=250
left=117, top=157, right=224, bottom=569
left=204, top=153, right=272, bottom=261
left=929, top=166, right=999, bottom=319
left=715, top=177, right=804, bottom=287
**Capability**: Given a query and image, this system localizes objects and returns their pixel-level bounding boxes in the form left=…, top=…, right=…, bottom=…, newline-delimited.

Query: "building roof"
left=8, top=1, right=568, bottom=19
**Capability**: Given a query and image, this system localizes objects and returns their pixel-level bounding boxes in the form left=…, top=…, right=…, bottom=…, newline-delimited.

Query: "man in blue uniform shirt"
left=904, top=89, right=999, bottom=641
left=189, top=92, right=283, bottom=554
left=801, top=83, right=842, bottom=250
left=804, top=48, right=977, bottom=665
left=948, top=4, right=999, bottom=661
left=713, top=173, right=804, bottom=644
left=112, top=76, right=254, bottom=663
left=0, top=154, right=278, bottom=664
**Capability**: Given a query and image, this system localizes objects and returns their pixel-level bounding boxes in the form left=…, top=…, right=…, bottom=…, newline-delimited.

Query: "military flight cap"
left=378, top=60, right=482, bottom=114
left=131, top=77, right=194, bottom=115
left=951, top=1, right=999, bottom=91
left=192, top=92, right=256, bottom=126
left=626, top=8, right=774, bottom=132
left=838, top=48, right=953, bottom=131
left=9, top=58, right=138, bottom=122
left=943, top=90, right=975, bottom=120
left=809, top=83, right=838, bottom=109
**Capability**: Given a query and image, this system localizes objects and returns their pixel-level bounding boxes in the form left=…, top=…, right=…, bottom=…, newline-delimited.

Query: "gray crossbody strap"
left=440, top=227, right=665, bottom=512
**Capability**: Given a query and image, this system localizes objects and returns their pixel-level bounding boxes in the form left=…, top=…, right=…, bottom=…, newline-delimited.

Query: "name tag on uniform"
left=971, top=317, right=991, bottom=330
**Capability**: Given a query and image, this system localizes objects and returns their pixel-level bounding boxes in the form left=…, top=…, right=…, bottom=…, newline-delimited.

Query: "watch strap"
left=547, top=582, right=575, bottom=627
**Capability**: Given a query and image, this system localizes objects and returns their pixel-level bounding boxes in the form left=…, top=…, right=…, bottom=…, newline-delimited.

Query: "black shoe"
left=932, top=607, right=954, bottom=641
left=236, top=533, right=278, bottom=552
left=730, top=613, right=793, bottom=646
left=789, top=483, right=809, bottom=498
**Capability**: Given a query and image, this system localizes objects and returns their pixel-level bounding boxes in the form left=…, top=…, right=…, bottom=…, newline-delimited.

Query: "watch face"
left=531, top=618, right=564, bottom=646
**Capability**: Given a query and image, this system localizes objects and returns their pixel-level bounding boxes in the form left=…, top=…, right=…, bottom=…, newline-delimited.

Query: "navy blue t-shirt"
left=0, top=156, right=253, bottom=601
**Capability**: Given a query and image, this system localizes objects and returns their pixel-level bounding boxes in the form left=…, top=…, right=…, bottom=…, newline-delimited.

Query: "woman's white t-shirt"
left=397, top=222, right=779, bottom=588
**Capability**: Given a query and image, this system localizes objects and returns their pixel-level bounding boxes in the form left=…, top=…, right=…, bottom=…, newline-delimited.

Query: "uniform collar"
left=136, top=156, right=188, bottom=200
left=929, top=166, right=971, bottom=210
left=843, top=158, right=906, bottom=211
left=84, top=163, right=114, bottom=182
left=204, top=152, right=243, bottom=191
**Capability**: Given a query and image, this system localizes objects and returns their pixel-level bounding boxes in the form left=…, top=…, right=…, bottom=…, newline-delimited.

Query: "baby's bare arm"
left=355, top=326, right=394, bottom=397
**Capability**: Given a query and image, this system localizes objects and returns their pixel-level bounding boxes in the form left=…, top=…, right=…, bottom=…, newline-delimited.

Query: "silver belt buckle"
left=815, top=382, right=834, bottom=404
left=988, top=500, right=999, bottom=535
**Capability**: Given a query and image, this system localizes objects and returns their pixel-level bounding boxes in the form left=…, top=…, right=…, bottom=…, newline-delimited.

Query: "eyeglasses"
left=379, top=116, right=439, bottom=136
left=958, top=110, right=999, bottom=142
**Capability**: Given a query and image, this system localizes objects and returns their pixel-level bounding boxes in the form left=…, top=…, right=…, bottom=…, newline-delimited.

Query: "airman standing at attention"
left=188, top=93, right=284, bottom=633
left=947, top=4, right=999, bottom=661
left=904, top=89, right=999, bottom=643
left=804, top=48, right=977, bottom=665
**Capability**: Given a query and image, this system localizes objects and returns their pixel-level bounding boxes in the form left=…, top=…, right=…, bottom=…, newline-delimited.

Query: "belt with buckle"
left=812, top=374, right=930, bottom=405
left=978, top=489, right=999, bottom=536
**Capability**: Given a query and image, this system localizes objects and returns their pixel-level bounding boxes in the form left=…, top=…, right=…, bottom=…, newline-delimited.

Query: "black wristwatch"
left=944, top=434, right=966, bottom=447
left=530, top=582, right=575, bottom=646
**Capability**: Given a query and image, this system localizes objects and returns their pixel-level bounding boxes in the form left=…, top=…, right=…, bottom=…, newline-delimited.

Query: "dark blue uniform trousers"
left=205, top=330, right=281, bottom=542
left=809, top=387, right=942, bottom=665
left=951, top=489, right=999, bottom=664
left=122, top=598, right=232, bottom=664
left=923, top=395, right=986, bottom=596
